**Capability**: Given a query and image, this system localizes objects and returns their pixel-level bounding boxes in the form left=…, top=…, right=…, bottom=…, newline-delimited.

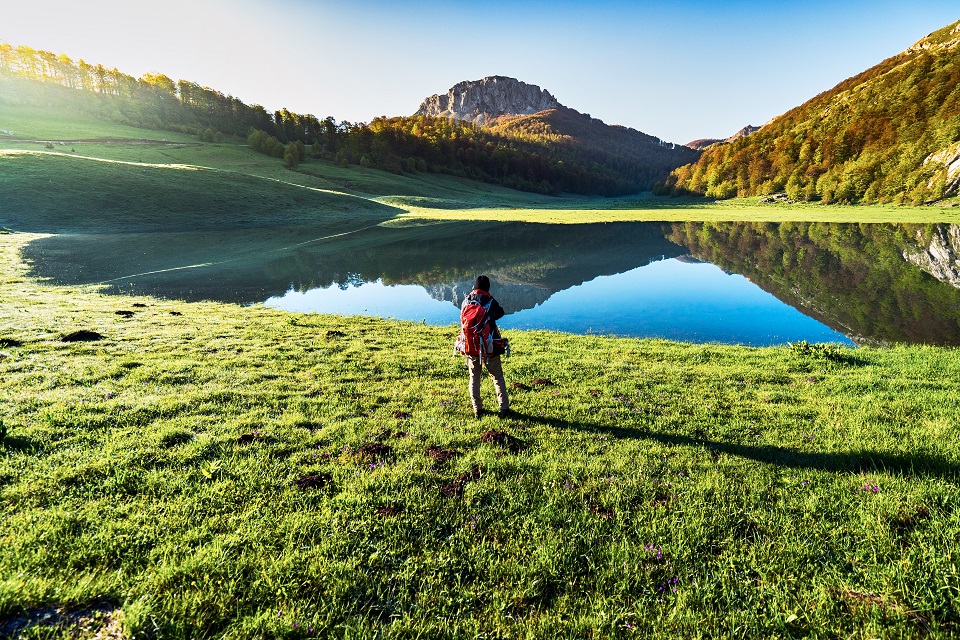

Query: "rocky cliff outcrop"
left=903, top=224, right=960, bottom=288
left=685, top=125, right=760, bottom=150
left=415, top=76, right=561, bottom=126
left=924, top=141, right=960, bottom=195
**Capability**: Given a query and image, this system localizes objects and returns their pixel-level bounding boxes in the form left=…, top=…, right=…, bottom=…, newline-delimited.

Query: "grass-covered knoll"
left=0, top=102, right=200, bottom=143
left=0, top=151, right=393, bottom=234
left=2, top=234, right=959, bottom=638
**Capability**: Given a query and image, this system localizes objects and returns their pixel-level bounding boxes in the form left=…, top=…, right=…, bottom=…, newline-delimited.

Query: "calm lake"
left=21, top=221, right=960, bottom=346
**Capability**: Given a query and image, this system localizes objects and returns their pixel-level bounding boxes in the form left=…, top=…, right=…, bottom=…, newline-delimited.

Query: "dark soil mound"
left=357, top=443, right=393, bottom=461
left=510, top=382, right=532, bottom=391
left=0, top=338, right=22, bottom=348
left=589, top=504, right=614, bottom=519
left=132, top=303, right=147, bottom=308
left=375, top=505, right=402, bottom=517
left=440, top=465, right=482, bottom=498
left=480, top=430, right=526, bottom=453
left=61, top=330, right=103, bottom=342
left=291, top=473, right=331, bottom=490
left=425, top=446, right=461, bottom=464
left=393, top=411, right=411, bottom=420
left=115, top=310, right=135, bottom=318
left=326, top=330, right=346, bottom=338
left=530, top=378, right=555, bottom=387
left=169, top=311, right=183, bottom=316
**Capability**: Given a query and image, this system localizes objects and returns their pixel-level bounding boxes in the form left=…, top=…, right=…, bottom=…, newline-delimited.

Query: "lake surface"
left=21, top=221, right=960, bottom=346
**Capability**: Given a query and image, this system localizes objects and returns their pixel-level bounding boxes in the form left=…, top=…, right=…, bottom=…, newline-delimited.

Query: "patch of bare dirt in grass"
left=61, top=330, right=103, bottom=342
left=480, top=429, right=526, bottom=454
left=291, top=472, right=331, bottom=490
left=832, top=587, right=931, bottom=626
left=0, top=599, right=124, bottom=639
left=425, top=446, right=461, bottom=464
left=375, top=505, right=402, bottom=518
left=440, top=465, right=482, bottom=498
left=326, top=330, right=346, bottom=339
left=237, top=432, right=267, bottom=445
left=0, top=338, right=22, bottom=347
left=510, top=382, right=532, bottom=391
left=356, top=443, right=393, bottom=462
left=588, top=503, right=614, bottom=519
left=529, top=378, right=555, bottom=387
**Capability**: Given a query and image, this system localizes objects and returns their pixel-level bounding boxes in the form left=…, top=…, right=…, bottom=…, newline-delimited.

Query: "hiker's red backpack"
left=455, top=293, right=508, bottom=360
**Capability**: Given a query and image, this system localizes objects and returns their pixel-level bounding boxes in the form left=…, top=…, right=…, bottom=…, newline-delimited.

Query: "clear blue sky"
left=3, top=1, right=957, bottom=143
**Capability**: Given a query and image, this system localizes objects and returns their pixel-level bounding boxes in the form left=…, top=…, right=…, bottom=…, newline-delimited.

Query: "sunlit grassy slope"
left=3, top=229, right=960, bottom=638
left=3, top=103, right=960, bottom=227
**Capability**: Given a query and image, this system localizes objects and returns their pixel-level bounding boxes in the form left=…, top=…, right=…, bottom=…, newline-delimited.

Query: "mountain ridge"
left=413, top=75, right=699, bottom=194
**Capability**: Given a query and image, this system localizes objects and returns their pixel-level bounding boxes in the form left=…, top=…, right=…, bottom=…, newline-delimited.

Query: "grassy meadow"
left=3, top=230, right=960, bottom=638
left=2, top=104, right=960, bottom=638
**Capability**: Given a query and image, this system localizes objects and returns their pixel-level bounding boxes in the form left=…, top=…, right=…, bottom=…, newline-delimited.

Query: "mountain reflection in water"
left=21, top=220, right=960, bottom=346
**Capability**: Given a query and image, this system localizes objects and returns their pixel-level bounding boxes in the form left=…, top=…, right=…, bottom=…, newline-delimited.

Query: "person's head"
left=473, top=275, right=491, bottom=292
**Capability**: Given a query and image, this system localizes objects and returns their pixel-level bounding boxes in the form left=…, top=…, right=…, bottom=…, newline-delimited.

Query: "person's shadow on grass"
left=504, top=411, right=960, bottom=480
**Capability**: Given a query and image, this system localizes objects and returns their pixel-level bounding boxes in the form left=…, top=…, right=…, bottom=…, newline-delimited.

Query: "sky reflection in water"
left=265, top=257, right=854, bottom=347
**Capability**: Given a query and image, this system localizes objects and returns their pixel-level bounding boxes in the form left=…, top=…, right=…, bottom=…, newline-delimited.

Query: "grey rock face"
left=727, top=125, right=760, bottom=141
left=923, top=142, right=960, bottom=195
left=415, top=76, right=561, bottom=126
left=903, top=225, right=960, bottom=288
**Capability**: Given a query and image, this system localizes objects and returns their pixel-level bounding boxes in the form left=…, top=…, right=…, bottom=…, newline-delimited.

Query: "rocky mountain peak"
left=415, top=76, right=561, bottom=126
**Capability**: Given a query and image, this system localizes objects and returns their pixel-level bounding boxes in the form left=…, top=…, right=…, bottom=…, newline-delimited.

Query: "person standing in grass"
left=456, top=275, right=510, bottom=419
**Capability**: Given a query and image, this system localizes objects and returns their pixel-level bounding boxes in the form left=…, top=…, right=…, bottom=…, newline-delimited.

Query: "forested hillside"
left=488, top=106, right=699, bottom=195
left=0, top=43, right=691, bottom=196
left=660, top=20, right=960, bottom=204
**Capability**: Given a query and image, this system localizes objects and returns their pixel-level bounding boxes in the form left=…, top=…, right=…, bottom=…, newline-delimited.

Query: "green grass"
left=0, top=102, right=200, bottom=143
left=2, top=233, right=960, bottom=638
